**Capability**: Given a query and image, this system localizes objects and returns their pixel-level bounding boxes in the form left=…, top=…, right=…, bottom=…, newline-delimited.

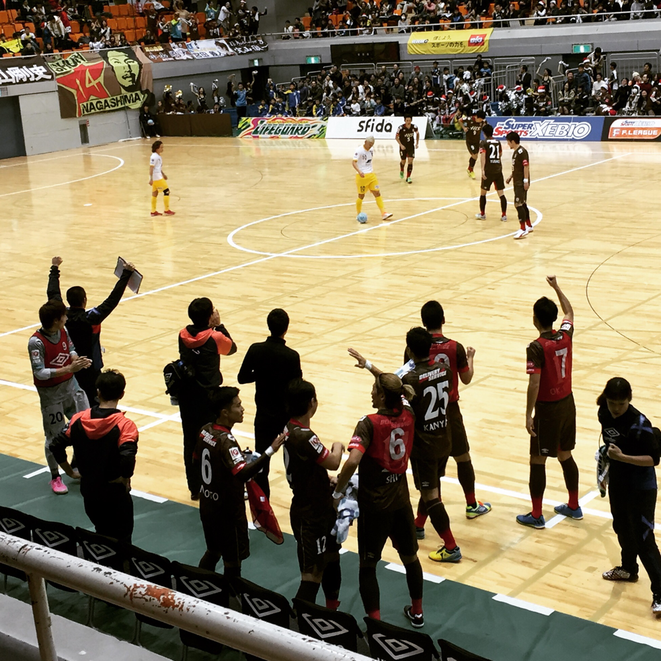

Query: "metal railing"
left=266, top=10, right=661, bottom=41
left=0, top=532, right=370, bottom=661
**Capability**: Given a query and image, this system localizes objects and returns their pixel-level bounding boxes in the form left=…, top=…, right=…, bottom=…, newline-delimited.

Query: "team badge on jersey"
left=229, top=446, right=243, bottom=464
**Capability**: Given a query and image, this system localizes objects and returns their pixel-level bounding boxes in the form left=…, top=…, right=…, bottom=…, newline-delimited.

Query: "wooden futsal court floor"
left=1, top=136, right=661, bottom=643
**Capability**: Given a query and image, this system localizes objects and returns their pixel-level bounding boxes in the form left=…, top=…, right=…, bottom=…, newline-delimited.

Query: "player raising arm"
left=518, top=276, right=580, bottom=529
left=332, top=369, right=425, bottom=628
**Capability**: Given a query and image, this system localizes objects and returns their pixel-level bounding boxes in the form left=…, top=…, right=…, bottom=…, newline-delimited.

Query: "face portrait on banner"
left=103, top=49, right=141, bottom=93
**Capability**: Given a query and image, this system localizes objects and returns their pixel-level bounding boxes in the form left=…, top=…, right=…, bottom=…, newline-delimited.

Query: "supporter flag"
left=246, top=480, right=284, bottom=545
left=45, top=47, right=153, bottom=118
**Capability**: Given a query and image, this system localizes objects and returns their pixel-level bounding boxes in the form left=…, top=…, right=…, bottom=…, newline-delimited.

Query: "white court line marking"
left=614, top=630, right=661, bottom=650
left=492, top=594, right=554, bottom=616
left=384, top=562, right=445, bottom=584
left=227, top=152, right=628, bottom=260
left=0, top=153, right=628, bottom=338
left=545, top=489, right=601, bottom=529
left=131, top=489, right=167, bottom=504
left=23, top=466, right=52, bottom=479
left=0, top=154, right=124, bottom=199
left=228, top=198, right=543, bottom=260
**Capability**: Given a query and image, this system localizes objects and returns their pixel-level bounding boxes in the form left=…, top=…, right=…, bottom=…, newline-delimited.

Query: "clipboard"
left=114, top=257, right=143, bottom=295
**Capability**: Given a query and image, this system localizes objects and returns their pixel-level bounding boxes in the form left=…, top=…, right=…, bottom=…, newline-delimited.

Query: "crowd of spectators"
left=282, top=0, right=661, bottom=38
left=155, top=50, right=659, bottom=133
left=0, top=0, right=265, bottom=56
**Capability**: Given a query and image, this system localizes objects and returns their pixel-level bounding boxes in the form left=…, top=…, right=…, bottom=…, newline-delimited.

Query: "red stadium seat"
left=119, top=4, right=129, bottom=16
left=107, top=17, right=118, bottom=29
left=0, top=11, right=8, bottom=24
left=135, top=16, right=146, bottom=27
left=110, top=5, right=120, bottom=16
left=125, top=29, right=136, bottom=42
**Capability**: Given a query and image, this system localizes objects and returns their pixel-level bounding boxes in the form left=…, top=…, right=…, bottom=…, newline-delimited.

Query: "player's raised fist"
left=52, top=256, right=63, bottom=266
left=466, top=346, right=476, bottom=359
left=546, top=275, right=558, bottom=289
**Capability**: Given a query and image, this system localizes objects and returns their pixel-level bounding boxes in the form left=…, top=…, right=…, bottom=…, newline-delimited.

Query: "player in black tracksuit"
left=47, top=256, right=136, bottom=404
left=178, top=297, right=237, bottom=499
left=51, top=370, right=138, bottom=543
left=597, top=377, right=661, bottom=618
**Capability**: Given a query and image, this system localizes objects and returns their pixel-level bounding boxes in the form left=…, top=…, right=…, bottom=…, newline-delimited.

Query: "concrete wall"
left=18, top=91, right=140, bottom=156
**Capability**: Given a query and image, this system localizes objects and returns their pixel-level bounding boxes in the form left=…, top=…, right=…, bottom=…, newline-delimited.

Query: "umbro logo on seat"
left=372, top=633, right=424, bottom=660
left=301, top=614, right=349, bottom=639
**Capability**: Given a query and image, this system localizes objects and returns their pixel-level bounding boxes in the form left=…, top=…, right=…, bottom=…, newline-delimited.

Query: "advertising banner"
left=238, top=116, right=327, bottom=138
left=602, top=116, right=661, bottom=141
left=0, top=56, right=54, bottom=86
left=325, top=116, right=429, bottom=140
left=141, top=36, right=267, bottom=63
left=407, top=28, right=493, bottom=55
left=486, top=116, right=604, bottom=141
left=46, top=47, right=152, bottom=118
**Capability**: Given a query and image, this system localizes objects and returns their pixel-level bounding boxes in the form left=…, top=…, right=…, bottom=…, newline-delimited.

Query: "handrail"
left=0, top=532, right=371, bottom=661
left=266, top=10, right=661, bottom=40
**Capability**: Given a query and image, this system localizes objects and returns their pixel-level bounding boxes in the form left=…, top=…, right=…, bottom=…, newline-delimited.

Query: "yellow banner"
left=407, top=28, right=493, bottom=55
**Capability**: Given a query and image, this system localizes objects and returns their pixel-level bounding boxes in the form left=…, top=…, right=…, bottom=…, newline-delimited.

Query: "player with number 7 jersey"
left=517, top=276, right=580, bottom=530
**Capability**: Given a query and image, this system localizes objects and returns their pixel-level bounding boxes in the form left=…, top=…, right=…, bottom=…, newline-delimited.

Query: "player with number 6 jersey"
left=350, top=329, right=461, bottom=564
left=517, top=276, right=581, bottom=530
left=333, top=369, right=425, bottom=627
left=193, top=386, right=286, bottom=577
left=283, top=378, right=344, bottom=609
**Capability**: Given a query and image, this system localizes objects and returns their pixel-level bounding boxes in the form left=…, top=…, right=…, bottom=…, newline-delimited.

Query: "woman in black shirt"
left=597, top=377, right=661, bottom=618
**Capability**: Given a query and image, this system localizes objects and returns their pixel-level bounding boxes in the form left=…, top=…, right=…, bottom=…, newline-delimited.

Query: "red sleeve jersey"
left=526, top=319, right=574, bottom=402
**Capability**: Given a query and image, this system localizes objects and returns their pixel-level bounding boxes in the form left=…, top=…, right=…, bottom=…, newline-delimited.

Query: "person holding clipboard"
left=47, top=256, right=140, bottom=404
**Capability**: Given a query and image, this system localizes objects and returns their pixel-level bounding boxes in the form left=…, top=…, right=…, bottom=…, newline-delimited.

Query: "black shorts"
left=530, top=394, right=576, bottom=457
left=482, top=171, right=505, bottom=192
left=447, top=401, right=470, bottom=456
left=399, top=146, right=415, bottom=160
left=513, top=184, right=528, bottom=206
left=291, top=506, right=340, bottom=574
left=467, top=142, right=479, bottom=156
left=82, top=483, right=134, bottom=543
left=357, top=504, right=418, bottom=563
left=411, top=453, right=449, bottom=491
left=200, top=501, right=250, bottom=564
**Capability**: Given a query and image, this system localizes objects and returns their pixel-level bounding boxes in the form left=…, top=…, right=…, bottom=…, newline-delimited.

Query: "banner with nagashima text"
left=45, top=46, right=153, bottom=118
left=238, top=116, right=327, bottom=139
left=407, top=28, right=493, bottom=55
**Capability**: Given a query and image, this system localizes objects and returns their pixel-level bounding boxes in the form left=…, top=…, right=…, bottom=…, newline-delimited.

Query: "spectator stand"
left=606, top=51, right=660, bottom=81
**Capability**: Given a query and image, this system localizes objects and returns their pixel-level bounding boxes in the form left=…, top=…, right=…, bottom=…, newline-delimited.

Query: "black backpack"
left=163, top=359, right=194, bottom=397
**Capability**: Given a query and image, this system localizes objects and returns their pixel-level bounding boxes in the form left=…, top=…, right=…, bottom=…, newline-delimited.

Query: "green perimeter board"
left=1, top=454, right=659, bottom=661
